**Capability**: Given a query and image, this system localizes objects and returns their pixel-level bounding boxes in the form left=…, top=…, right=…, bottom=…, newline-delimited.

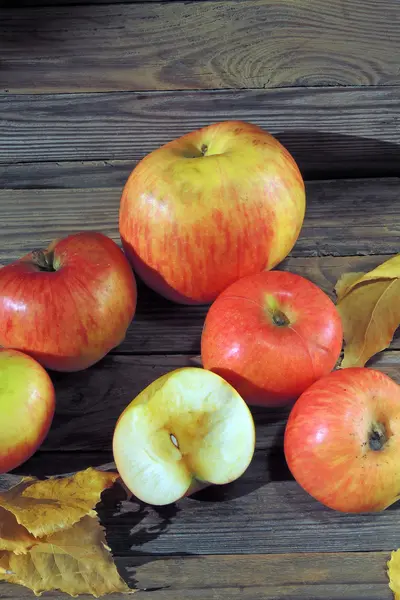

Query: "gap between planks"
left=1, top=87, right=400, bottom=180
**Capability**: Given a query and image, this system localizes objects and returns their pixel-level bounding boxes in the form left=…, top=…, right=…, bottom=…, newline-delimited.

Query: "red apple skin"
left=201, top=271, right=343, bottom=407
left=120, top=120, right=305, bottom=305
left=0, top=232, right=137, bottom=372
left=284, top=368, right=400, bottom=513
left=0, top=349, right=55, bottom=474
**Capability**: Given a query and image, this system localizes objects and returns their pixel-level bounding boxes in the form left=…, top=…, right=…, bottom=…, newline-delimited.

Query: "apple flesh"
left=284, top=367, right=400, bottom=513
left=113, top=367, right=255, bottom=505
left=0, top=349, right=55, bottom=474
left=120, top=120, right=305, bottom=304
left=201, top=271, right=343, bottom=407
left=0, top=232, right=137, bottom=372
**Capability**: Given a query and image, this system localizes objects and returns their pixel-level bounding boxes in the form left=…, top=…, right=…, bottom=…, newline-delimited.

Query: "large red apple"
left=284, top=368, right=400, bottom=513
left=0, top=349, right=55, bottom=473
left=201, top=270, right=343, bottom=406
left=120, top=120, right=305, bottom=304
left=0, top=232, right=137, bottom=371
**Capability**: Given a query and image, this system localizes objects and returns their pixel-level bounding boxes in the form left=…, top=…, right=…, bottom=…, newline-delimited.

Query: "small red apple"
left=284, top=367, right=400, bottom=513
left=201, top=270, right=343, bottom=406
left=0, top=349, right=55, bottom=473
left=120, top=120, right=305, bottom=304
left=0, top=232, right=137, bottom=372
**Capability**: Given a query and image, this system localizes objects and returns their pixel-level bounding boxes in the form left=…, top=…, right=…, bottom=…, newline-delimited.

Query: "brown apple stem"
left=272, top=309, right=290, bottom=327
left=369, top=422, right=387, bottom=451
left=32, top=249, right=55, bottom=272
left=201, top=144, right=208, bottom=156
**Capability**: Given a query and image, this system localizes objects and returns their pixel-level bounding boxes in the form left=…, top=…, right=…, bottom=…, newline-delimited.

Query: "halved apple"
left=112, top=367, right=255, bottom=505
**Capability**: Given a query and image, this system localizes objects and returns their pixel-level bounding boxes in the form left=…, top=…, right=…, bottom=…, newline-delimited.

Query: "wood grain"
left=97, top=477, right=400, bottom=556
left=20, top=351, right=399, bottom=454
left=1, top=181, right=399, bottom=353
left=3, top=0, right=210, bottom=4
left=1, top=178, right=399, bottom=261
left=1, top=1, right=400, bottom=92
left=122, top=254, right=400, bottom=355
left=4, top=0, right=205, bottom=4
left=1, top=87, right=400, bottom=180
left=0, top=553, right=392, bottom=599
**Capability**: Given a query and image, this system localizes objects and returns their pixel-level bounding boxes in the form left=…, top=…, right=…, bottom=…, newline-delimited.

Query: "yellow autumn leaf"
left=0, top=468, right=120, bottom=537
left=0, top=551, right=11, bottom=574
left=335, top=254, right=400, bottom=368
left=334, top=272, right=365, bottom=299
left=388, top=550, right=400, bottom=598
left=0, top=468, right=133, bottom=597
left=0, top=506, right=36, bottom=555
left=2, top=515, right=132, bottom=598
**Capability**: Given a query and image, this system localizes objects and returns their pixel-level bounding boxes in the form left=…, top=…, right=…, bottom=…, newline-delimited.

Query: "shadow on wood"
left=276, top=130, right=400, bottom=180
left=98, top=483, right=196, bottom=591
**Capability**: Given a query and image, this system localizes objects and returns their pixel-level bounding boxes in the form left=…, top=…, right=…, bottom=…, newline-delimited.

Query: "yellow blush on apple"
left=120, top=120, right=306, bottom=304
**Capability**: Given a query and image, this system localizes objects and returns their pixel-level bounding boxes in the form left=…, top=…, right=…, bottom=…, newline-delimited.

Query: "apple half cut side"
left=112, top=367, right=256, bottom=505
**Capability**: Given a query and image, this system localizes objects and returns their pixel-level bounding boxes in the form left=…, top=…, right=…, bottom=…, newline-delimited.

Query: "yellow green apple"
left=0, top=349, right=55, bottom=473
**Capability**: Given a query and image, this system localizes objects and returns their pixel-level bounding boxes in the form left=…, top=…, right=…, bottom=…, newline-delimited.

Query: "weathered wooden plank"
left=5, top=354, right=400, bottom=559
left=119, top=552, right=392, bottom=594
left=11, top=451, right=114, bottom=478
left=4, top=0, right=206, bottom=4
left=0, top=583, right=390, bottom=600
left=0, top=160, right=133, bottom=189
left=2, top=0, right=211, bottom=4
left=0, top=179, right=398, bottom=263
left=119, top=254, right=400, bottom=355
left=1, top=1, right=400, bottom=92
left=4, top=189, right=399, bottom=353
left=0, top=553, right=392, bottom=599
left=95, top=469, right=400, bottom=557
left=1, top=182, right=399, bottom=353
left=97, top=478, right=400, bottom=556
left=1, top=87, right=400, bottom=180
left=25, top=350, right=399, bottom=454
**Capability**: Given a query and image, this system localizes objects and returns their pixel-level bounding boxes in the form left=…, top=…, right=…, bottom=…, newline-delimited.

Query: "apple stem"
left=32, top=249, right=55, bottom=272
left=369, top=422, right=387, bottom=451
left=272, top=309, right=290, bottom=327
left=201, top=144, right=208, bottom=156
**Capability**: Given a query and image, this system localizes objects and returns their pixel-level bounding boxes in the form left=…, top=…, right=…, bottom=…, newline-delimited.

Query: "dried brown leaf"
left=335, top=255, right=400, bottom=368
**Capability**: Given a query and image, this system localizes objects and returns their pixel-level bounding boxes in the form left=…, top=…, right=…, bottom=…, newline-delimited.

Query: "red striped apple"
left=113, top=367, right=255, bottom=505
left=284, top=368, right=400, bottom=513
left=0, top=349, right=55, bottom=473
left=0, top=232, right=137, bottom=372
left=120, top=120, right=305, bottom=304
left=201, top=271, right=343, bottom=406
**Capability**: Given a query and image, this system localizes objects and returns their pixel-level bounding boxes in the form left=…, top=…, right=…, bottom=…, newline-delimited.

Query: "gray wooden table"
left=1, top=1, right=400, bottom=598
